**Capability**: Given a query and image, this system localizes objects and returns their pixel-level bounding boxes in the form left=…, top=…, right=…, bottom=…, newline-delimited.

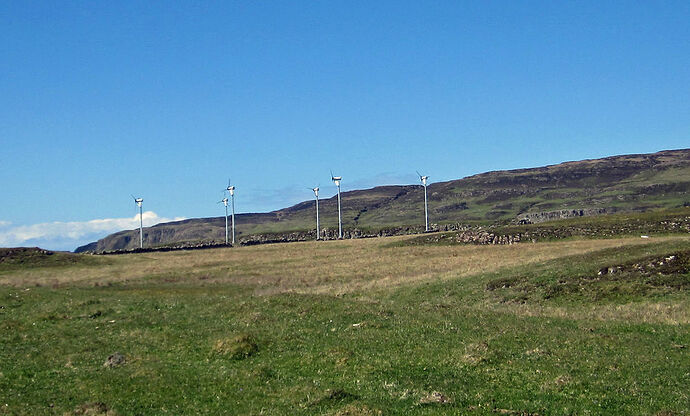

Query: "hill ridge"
left=76, top=149, right=690, bottom=252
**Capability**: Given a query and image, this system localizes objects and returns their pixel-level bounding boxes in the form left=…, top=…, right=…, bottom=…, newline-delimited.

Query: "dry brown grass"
left=2, top=234, right=685, bottom=296
left=496, top=299, right=690, bottom=325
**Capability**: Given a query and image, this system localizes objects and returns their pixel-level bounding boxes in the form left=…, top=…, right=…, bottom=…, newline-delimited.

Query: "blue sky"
left=1, top=1, right=689, bottom=250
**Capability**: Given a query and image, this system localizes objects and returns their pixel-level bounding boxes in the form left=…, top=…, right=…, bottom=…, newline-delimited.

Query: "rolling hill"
left=76, top=149, right=690, bottom=252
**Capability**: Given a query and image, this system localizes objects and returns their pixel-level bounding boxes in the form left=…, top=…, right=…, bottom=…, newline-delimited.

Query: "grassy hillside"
left=0, top=247, right=103, bottom=272
left=2, top=223, right=689, bottom=414
left=77, top=149, right=690, bottom=252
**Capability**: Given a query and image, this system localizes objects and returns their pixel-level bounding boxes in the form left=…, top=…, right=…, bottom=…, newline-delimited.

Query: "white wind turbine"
left=310, top=186, right=320, bottom=240
left=417, top=171, right=430, bottom=232
left=219, top=196, right=230, bottom=245
left=131, top=195, right=144, bottom=248
left=225, top=179, right=236, bottom=245
left=331, top=171, right=342, bottom=239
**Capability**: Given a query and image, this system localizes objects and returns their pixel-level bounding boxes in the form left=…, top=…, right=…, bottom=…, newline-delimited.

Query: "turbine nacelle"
left=132, top=196, right=143, bottom=207
left=330, top=170, right=342, bottom=187
left=219, top=197, right=229, bottom=207
left=416, top=171, right=429, bottom=185
left=225, top=178, right=236, bottom=196
left=312, top=187, right=319, bottom=197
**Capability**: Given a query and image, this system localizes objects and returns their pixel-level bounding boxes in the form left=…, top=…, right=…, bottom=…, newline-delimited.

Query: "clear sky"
left=1, top=1, right=689, bottom=250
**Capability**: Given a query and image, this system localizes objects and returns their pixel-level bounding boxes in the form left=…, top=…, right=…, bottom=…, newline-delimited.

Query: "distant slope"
left=76, top=149, right=690, bottom=252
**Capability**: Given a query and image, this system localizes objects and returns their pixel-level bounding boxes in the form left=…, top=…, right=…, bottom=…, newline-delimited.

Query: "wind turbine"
left=417, top=171, right=430, bottom=232
left=331, top=171, right=343, bottom=239
left=225, top=179, right=236, bottom=245
left=131, top=195, right=144, bottom=248
left=219, top=197, right=229, bottom=245
left=310, top=186, right=320, bottom=240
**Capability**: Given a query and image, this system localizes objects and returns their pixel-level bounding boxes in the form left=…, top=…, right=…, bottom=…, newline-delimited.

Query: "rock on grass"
left=103, top=352, right=125, bottom=368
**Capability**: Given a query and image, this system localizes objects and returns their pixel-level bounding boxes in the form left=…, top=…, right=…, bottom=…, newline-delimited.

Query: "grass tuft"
left=331, top=403, right=381, bottom=416
left=212, top=333, right=258, bottom=360
left=311, top=389, right=359, bottom=407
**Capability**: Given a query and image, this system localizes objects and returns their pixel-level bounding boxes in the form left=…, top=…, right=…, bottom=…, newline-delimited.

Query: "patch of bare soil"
left=419, top=391, right=451, bottom=405
left=63, top=402, right=118, bottom=416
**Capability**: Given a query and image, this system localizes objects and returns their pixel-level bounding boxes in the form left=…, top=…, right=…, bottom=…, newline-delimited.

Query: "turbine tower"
left=219, top=197, right=229, bottom=245
left=331, top=171, right=343, bottom=239
left=311, top=186, right=320, bottom=240
left=417, top=171, right=430, bottom=232
left=132, top=195, right=144, bottom=248
left=225, top=180, right=236, bottom=245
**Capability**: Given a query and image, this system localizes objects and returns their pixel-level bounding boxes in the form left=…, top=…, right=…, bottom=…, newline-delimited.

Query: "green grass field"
left=1, top=229, right=689, bottom=414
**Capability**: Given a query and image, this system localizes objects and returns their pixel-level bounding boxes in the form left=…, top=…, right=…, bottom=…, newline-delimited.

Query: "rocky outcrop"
left=517, top=208, right=611, bottom=224
left=0, top=247, right=54, bottom=262
left=409, top=211, right=690, bottom=247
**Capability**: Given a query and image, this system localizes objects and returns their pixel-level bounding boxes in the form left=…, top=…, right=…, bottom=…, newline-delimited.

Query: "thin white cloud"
left=0, top=220, right=11, bottom=228
left=345, top=172, right=418, bottom=191
left=243, top=172, right=420, bottom=212
left=0, top=212, right=185, bottom=251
